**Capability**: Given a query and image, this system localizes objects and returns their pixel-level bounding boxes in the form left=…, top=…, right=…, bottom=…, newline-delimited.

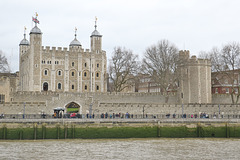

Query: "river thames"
left=0, top=138, right=239, bottom=160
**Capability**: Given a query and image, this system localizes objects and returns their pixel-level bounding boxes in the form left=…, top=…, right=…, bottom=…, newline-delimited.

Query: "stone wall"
left=96, top=103, right=240, bottom=115
left=212, top=94, right=237, bottom=104
left=0, top=102, right=46, bottom=114
left=1, top=91, right=240, bottom=115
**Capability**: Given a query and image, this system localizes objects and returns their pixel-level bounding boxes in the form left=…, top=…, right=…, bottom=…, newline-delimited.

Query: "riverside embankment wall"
left=0, top=119, right=239, bottom=139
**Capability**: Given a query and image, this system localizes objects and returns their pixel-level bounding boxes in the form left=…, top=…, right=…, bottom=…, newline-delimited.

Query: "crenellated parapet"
left=188, top=55, right=211, bottom=66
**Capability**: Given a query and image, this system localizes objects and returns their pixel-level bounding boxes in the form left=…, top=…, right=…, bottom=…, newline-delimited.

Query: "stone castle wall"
left=0, top=91, right=239, bottom=115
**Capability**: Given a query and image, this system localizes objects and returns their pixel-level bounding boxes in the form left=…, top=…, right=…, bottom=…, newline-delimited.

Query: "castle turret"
left=69, top=27, right=82, bottom=49
left=90, top=17, right=102, bottom=53
left=29, top=13, right=42, bottom=91
left=178, top=50, right=212, bottom=104
left=19, top=27, right=30, bottom=91
left=19, top=27, right=30, bottom=55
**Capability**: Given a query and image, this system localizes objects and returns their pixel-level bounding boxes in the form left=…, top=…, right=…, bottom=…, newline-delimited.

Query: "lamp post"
left=182, top=104, right=184, bottom=118
left=218, top=104, right=220, bottom=118
left=143, top=106, right=145, bottom=118
left=23, top=102, right=25, bottom=119
left=181, top=92, right=184, bottom=118
left=89, top=96, right=93, bottom=118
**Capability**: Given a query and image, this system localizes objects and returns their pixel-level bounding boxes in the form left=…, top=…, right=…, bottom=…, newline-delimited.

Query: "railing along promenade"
left=1, top=113, right=240, bottom=123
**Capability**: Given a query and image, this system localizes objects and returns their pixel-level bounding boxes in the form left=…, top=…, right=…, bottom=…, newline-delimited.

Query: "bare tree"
left=0, top=50, right=10, bottom=73
left=199, top=48, right=221, bottom=72
left=108, top=47, right=138, bottom=92
left=208, top=42, right=240, bottom=103
left=142, top=40, right=179, bottom=95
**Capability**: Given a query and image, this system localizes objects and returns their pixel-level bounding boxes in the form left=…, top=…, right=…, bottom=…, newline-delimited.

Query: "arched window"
left=58, top=83, right=61, bottom=89
left=72, top=85, right=74, bottom=89
left=96, top=73, right=99, bottom=77
left=84, top=63, right=87, bottom=67
left=96, top=85, right=99, bottom=90
left=97, top=63, right=99, bottom=68
left=58, top=70, right=61, bottom=76
left=84, top=72, right=87, bottom=77
left=44, top=70, right=48, bottom=75
left=85, top=85, right=87, bottom=90
left=72, top=62, right=74, bottom=66
left=72, top=72, right=74, bottom=76
left=43, top=82, right=48, bottom=91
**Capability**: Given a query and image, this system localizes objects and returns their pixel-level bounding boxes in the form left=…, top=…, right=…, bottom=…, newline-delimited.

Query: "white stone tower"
left=89, top=17, right=107, bottom=93
left=19, top=13, right=42, bottom=91
left=19, top=27, right=30, bottom=91
left=29, top=15, right=42, bottom=91
left=90, top=17, right=102, bottom=54
left=178, top=50, right=212, bottom=104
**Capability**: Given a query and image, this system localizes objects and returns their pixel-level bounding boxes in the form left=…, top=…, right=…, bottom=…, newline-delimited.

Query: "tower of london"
left=19, top=16, right=107, bottom=93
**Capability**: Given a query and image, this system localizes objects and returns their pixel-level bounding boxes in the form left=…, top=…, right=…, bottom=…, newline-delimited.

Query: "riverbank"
left=0, top=119, right=240, bottom=140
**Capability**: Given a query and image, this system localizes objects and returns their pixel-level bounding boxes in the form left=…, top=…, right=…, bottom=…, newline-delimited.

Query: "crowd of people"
left=99, top=112, right=133, bottom=119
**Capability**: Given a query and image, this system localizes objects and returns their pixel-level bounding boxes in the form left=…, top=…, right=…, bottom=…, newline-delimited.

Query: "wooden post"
left=3, top=126, right=6, bottom=140
left=42, top=125, right=45, bottom=139
left=64, top=125, right=67, bottom=139
left=197, top=123, right=200, bottom=137
left=157, top=121, right=161, bottom=137
left=19, top=130, right=22, bottom=140
left=34, top=123, right=37, bottom=140
left=226, top=123, right=229, bottom=138
left=57, top=124, right=60, bottom=139
left=72, top=125, right=75, bottom=139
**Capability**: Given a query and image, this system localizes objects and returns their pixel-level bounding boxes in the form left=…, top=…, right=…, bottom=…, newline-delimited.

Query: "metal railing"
left=0, top=113, right=240, bottom=120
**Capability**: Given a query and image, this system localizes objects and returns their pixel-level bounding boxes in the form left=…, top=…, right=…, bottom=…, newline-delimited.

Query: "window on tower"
left=0, top=94, right=5, bottom=104
left=72, top=72, right=74, bottom=76
left=85, top=85, right=87, bottom=90
left=84, top=72, right=87, bottom=77
left=58, top=83, right=62, bottom=89
left=72, top=62, right=74, bottom=66
left=44, top=70, right=48, bottom=75
left=72, top=85, right=74, bottom=90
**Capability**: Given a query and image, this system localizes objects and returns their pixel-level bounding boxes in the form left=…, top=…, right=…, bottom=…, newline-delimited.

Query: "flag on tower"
left=32, top=17, right=39, bottom=24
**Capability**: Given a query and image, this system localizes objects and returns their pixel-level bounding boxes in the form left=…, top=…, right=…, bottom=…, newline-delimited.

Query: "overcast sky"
left=1, top=0, right=240, bottom=72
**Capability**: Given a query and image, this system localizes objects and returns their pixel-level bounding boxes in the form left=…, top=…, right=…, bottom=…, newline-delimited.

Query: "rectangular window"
left=226, top=88, right=229, bottom=93
left=215, top=88, right=218, bottom=93
left=0, top=95, right=5, bottom=103
left=234, top=88, right=238, bottom=94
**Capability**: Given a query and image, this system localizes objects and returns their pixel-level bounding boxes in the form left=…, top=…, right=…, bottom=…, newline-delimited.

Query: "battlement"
left=69, top=46, right=84, bottom=52
left=188, top=55, right=211, bottom=66
left=42, top=46, right=69, bottom=52
left=179, top=50, right=190, bottom=60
